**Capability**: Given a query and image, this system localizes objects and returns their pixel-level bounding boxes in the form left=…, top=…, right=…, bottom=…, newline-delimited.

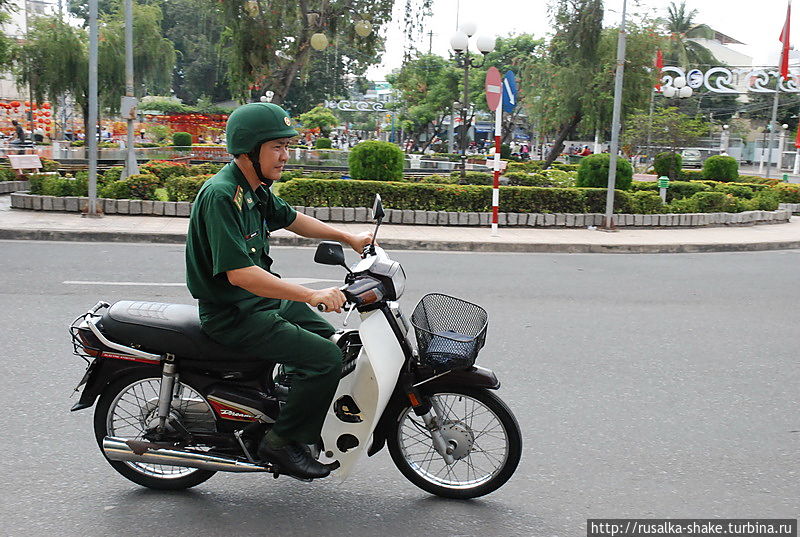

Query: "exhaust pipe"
left=102, top=436, right=269, bottom=473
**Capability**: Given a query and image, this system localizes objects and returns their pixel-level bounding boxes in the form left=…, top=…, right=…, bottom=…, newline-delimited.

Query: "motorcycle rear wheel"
left=93, top=369, right=217, bottom=490
left=387, top=386, right=522, bottom=499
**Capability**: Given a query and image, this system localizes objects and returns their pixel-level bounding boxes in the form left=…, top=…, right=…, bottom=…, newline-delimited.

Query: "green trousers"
left=201, top=299, right=341, bottom=444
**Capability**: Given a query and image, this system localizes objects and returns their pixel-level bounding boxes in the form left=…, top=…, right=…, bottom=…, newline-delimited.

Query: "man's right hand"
left=309, top=287, right=346, bottom=313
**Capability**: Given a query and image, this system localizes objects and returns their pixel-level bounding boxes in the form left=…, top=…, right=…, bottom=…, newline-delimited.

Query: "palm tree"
left=663, top=1, right=718, bottom=68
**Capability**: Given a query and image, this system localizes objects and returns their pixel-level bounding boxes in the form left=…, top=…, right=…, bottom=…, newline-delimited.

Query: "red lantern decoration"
left=44, top=119, right=50, bottom=124
left=24, top=101, right=30, bottom=107
left=10, top=101, right=20, bottom=108
left=44, top=111, right=50, bottom=117
left=43, top=102, right=51, bottom=109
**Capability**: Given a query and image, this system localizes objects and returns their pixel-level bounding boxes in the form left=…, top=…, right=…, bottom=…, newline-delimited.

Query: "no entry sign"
left=485, top=67, right=502, bottom=111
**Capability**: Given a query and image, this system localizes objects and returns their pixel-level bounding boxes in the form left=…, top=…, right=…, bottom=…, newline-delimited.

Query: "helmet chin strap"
left=248, top=144, right=273, bottom=188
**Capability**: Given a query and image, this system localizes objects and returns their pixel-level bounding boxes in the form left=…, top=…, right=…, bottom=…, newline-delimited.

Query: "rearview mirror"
left=314, top=241, right=347, bottom=267
left=372, top=194, right=385, bottom=222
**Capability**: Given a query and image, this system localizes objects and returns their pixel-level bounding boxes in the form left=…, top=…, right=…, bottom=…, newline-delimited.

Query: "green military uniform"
left=185, top=106, right=342, bottom=445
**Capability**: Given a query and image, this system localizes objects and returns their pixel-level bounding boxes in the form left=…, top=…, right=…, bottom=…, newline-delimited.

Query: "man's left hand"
left=347, top=231, right=374, bottom=253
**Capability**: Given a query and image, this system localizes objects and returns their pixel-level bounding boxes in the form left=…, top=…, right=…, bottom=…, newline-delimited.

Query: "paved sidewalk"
left=1, top=196, right=799, bottom=253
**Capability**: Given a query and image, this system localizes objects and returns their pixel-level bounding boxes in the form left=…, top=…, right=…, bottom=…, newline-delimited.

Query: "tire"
left=387, top=386, right=522, bottom=499
left=93, top=369, right=217, bottom=490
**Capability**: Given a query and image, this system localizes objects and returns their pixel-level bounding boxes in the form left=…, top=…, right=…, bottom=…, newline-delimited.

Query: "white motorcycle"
left=69, top=195, right=522, bottom=499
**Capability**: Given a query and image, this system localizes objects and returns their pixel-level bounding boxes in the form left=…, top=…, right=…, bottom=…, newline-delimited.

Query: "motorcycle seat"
left=98, top=301, right=263, bottom=364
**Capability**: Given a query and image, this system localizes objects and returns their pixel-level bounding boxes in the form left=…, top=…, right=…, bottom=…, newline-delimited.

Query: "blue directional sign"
left=502, top=71, right=518, bottom=113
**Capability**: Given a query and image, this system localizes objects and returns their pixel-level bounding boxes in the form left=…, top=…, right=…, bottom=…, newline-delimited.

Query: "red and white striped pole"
left=491, top=105, right=501, bottom=236
left=485, top=66, right=503, bottom=237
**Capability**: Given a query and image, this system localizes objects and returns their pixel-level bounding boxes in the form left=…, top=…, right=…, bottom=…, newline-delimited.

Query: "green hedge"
left=140, top=160, right=193, bottom=182
left=773, top=183, right=800, bottom=203
left=101, top=173, right=160, bottom=200
left=279, top=178, right=642, bottom=214
left=164, top=174, right=211, bottom=202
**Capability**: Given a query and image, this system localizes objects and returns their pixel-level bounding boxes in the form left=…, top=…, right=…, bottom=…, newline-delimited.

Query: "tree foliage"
left=387, top=54, right=459, bottom=149
left=219, top=0, right=401, bottom=105
left=299, top=105, right=339, bottom=137
left=623, top=106, right=708, bottom=156
left=661, top=1, right=717, bottom=68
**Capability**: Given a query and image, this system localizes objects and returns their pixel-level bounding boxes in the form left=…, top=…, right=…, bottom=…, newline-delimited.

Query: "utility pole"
left=121, top=0, right=139, bottom=179
left=86, top=0, right=100, bottom=217
left=428, top=31, right=434, bottom=54
left=603, top=0, right=627, bottom=230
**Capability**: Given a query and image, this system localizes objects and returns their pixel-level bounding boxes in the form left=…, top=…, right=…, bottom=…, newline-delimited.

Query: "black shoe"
left=257, top=437, right=332, bottom=479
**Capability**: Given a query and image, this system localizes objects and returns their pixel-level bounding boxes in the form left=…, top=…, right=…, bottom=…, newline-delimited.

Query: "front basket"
left=410, top=293, right=488, bottom=371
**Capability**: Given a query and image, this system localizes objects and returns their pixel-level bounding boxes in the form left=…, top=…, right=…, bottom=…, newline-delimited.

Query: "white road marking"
left=63, top=277, right=340, bottom=287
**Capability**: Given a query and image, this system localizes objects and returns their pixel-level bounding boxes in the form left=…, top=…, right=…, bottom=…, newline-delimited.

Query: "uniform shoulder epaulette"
left=233, top=185, right=243, bottom=211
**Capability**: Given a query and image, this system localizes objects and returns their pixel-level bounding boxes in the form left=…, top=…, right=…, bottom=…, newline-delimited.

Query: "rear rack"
left=70, top=301, right=162, bottom=364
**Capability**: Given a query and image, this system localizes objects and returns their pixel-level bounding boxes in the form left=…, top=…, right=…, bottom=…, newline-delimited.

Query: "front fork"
left=405, top=381, right=456, bottom=465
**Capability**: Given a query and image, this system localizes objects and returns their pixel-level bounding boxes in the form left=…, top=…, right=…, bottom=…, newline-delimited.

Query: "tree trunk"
left=543, top=112, right=582, bottom=169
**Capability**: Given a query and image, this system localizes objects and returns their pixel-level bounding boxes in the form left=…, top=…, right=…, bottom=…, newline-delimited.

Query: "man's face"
left=257, top=137, right=292, bottom=182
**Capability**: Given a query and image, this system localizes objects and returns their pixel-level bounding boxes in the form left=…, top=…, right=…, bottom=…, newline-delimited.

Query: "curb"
left=2, top=227, right=800, bottom=254
left=7, top=191, right=794, bottom=228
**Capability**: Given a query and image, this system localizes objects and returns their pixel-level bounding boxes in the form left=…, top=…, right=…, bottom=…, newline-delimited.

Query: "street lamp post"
left=759, top=124, right=772, bottom=176
left=720, top=124, right=729, bottom=154
left=450, top=23, right=495, bottom=180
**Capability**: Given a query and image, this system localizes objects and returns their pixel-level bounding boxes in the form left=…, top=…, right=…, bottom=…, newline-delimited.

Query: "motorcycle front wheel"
left=387, top=386, right=522, bottom=499
left=93, top=369, right=218, bottom=490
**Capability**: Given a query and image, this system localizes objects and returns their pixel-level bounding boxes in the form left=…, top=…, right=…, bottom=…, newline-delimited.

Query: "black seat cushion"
left=98, top=301, right=262, bottom=363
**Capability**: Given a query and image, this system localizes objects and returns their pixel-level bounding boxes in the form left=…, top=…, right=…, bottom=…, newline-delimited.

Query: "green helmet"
left=225, top=102, right=298, bottom=155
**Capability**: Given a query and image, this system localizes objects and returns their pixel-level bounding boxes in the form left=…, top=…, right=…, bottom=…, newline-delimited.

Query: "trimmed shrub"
left=691, top=191, right=738, bottom=212
left=314, top=137, right=333, bottom=149
left=190, top=162, right=224, bottom=176
left=172, top=131, right=193, bottom=147
left=773, top=183, right=800, bottom=203
left=101, top=173, right=160, bottom=200
left=654, top=152, right=682, bottom=179
left=503, top=172, right=554, bottom=187
left=506, top=161, right=542, bottom=173
left=551, top=162, right=579, bottom=172
left=702, top=155, right=739, bottom=182
left=665, top=180, right=710, bottom=201
left=500, top=144, right=511, bottom=159
left=714, top=183, right=754, bottom=199
left=451, top=171, right=494, bottom=185
left=0, top=167, right=17, bottom=181
left=165, top=174, right=211, bottom=202
left=575, top=153, right=633, bottom=190
left=631, top=191, right=665, bottom=214
left=416, top=174, right=459, bottom=184
left=348, top=141, right=404, bottom=181
left=749, top=189, right=780, bottom=210
left=39, top=175, right=87, bottom=197
left=668, top=197, right=698, bottom=213
left=102, top=166, right=125, bottom=184
left=583, top=188, right=634, bottom=213
left=735, top=174, right=778, bottom=185
left=140, top=160, right=192, bottom=182
left=678, top=169, right=704, bottom=181
left=40, top=158, right=59, bottom=172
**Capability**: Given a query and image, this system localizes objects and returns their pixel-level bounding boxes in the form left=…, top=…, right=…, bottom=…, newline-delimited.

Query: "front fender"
left=366, top=366, right=500, bottom=457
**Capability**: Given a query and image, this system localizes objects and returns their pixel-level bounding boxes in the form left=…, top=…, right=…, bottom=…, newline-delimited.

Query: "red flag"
left=654, top=49, right=664, bottom=90
left=795, top=125, right=800, bottom=148
left=779, top=1, right=792, bottom=80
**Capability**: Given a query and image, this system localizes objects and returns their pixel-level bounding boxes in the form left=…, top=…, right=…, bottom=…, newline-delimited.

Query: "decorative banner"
left=323, top=99, right=387, bottom=112
left=660, top=66, right=800, bottom=93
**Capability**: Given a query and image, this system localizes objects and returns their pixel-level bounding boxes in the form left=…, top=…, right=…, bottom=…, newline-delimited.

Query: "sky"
left=367, top=0, right=796, bottom=79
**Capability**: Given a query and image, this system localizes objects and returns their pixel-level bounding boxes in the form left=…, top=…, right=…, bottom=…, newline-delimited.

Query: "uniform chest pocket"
left=244, top=232, right=265, bottom=258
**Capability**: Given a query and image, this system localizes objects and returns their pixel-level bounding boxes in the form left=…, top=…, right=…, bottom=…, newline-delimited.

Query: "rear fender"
left=70, top=359, right=161, bottom=411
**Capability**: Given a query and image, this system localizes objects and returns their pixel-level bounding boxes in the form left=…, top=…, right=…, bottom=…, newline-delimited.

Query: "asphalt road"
left=0, top=241, right=797, bottom=537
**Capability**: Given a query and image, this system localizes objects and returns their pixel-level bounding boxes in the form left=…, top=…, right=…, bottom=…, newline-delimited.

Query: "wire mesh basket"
left=411, top=293, right=488, bottom=371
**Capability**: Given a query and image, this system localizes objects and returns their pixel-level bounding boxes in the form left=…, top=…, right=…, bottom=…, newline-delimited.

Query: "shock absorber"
left=156, top=355, right=177, bottom=432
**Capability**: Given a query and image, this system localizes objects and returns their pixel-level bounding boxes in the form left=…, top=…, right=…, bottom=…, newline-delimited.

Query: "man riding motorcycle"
left=185, top=103, right=372, bottom=479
